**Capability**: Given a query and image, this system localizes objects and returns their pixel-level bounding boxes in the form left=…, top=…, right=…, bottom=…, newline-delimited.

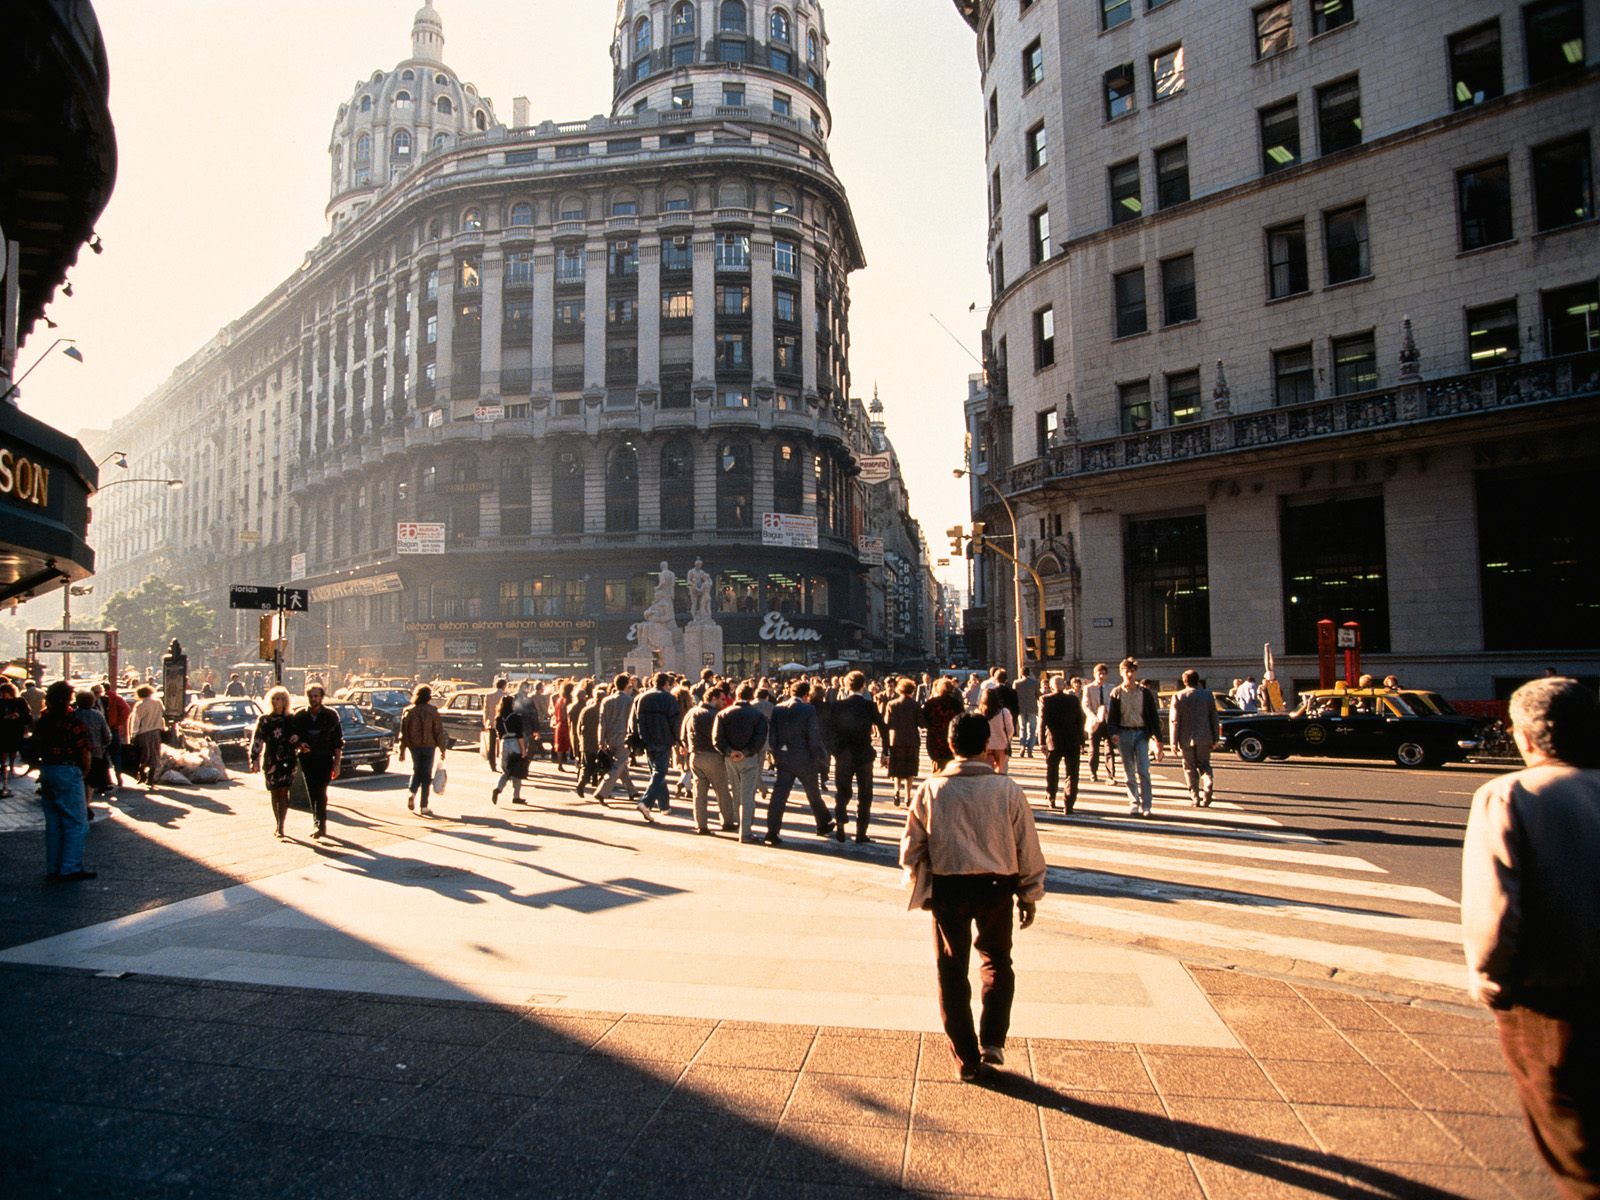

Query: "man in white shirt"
left=1081, top=662, right=1116, bottom=784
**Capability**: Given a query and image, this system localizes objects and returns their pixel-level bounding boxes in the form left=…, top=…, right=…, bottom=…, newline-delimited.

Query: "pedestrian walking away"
left=883, top=678, right=924, bottom=806
left=922, top=678, right=965, bottom=773
left=1168, top=668, right=1221, bottom=808
left=250, top=686, right=301, bottom=839
left=1039, top=674, right=1085, bottom=812
left=397, top=684, right=448, bottom=816
left=830, top=671, right=886, bottom=844
left=900, top=713, right=1046, bottom=1082
left=1461, top=677, right=1600, bottom=1200
left=291, top=685, right=344, bottom=841
left=980, top=688, right=1014, bottom=775
left=628, top=672, right=682, bottom=821
left=490, top=696, right=529, bottom=805
left=713, top=683, right=770, bottom=842
left=594, top=675, right=640, bottom=803
left=0, top=681, right=33, bottom=798
left=1107, top=658, right=1162, bottom=816
left=127, top=684, right=166, bottom=790
left=31, top=682, right=96, bottom=882
left=681, top=685, right=736, bottom=833
left=481, top=676, right=508, bottom=765
left=766, top=680, right=832, bottom=843
left=1014, top=667, right=1039, bottom=758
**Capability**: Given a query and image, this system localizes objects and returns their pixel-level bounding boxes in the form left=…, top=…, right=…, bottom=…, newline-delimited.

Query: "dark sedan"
left=176, top=699, right=263, bottom=762
left=335, top=686, right=408, bottom=731
left=1220, top=691, right=1482, bottom=769
left=326, top=703, right=394, bottom=773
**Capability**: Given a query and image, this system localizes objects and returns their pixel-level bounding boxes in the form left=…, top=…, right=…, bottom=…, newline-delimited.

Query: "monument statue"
left=653, top=560, right=677, bottom=606
left=687, top=558, right=715, bottom=625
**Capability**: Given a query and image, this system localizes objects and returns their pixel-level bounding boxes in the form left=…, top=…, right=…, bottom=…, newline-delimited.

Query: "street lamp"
left=92, top=477, right=183, bottom=494
left=97, top=450, right=129, bottom=469
left=0, top=339, right=84, bottom=405
left=955, top=465, right=1028, bottom=678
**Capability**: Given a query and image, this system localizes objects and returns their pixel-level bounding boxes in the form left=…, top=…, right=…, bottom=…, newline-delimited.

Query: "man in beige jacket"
left=900, top=712, right=1047, bottom=1082
left=1462, top=677, right=1600, bottom=1199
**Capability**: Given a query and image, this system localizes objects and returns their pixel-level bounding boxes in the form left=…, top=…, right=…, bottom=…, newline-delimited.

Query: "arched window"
left=393, top=129, right=412, bottom=156
left=605, top=442, right=640, bottom=532
left=717, top=441, right=753, bottom=528
left=462, top=208, right=484, bottom=232
left=660, top=440, right=695, bottom=530
left=773, top=442, right=804, bottom=514
left=509, top=201, right=534, bottom=227
left=437, top=95, right=453, bottom=115
left=402, top=69, right=415, bottom=80
left=332, top=146, right=344, bottom=183
left=433, top=131, right=448, bottom=150
left=435, top=72, right=449, bottom=85
left=806, top=31, right=819, bottom=64
left=427, top=217, right=442, bottom=240
left=475, top=109, right=487, bottom=130
left=671, top=2, right=695, bottom=37
left=359, top=94, right=372, bottom=112
left=634, top=15, right=652, bottom=56
left=720, top=1, right=747, bottom=33
left=770, top=8, right=791, bottom=43
left=394, top=90, right=412, bottom=107
left=355, top=133, right=371, bottom=163
left=551, top=448, right=584, bottom=534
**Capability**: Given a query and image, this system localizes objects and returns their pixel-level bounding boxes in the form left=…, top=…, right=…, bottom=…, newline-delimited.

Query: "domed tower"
left=326, top=1, right=501, bottom=231
left=610, top=0, right=832, bottom=139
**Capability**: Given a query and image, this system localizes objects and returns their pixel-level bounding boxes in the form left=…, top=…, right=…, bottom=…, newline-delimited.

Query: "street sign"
left=289, top=552, right=307, bottom=581
left=398, top=521, right=447, bottom=554
left=36, top=629, right=110, bottom=653
left=1336, top=626, right=1357, bottom=649
left=229, top=584, right=279, bottom=611
left=857, top=454, right=892, bottom=485
left=278, top=587, right=309, bottom=612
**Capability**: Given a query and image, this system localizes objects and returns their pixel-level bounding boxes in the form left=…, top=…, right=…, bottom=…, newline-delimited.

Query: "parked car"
left=439, top=687, right=497, bottom=748
left=335, top=686, right=408, bottom=731
left=1157, top=689, right=1242, bottom=716
left=1220, top=690, right=1482, bottom=769
left=176, top=698, right=264, bottom=762
left=325, top=703, right=394, bottom=773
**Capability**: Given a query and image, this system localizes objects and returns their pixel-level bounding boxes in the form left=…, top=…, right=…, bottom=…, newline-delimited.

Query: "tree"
left=101, top=576, right=218, bottom=667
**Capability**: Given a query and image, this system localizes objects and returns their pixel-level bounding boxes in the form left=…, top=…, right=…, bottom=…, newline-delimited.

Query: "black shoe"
left=762, top=834, right=783, bottom=847
left=817, top=821, right=834, bottom=837
left=834, top=829, right=847, bottom=842
left=980, top=1045, right=1006, bottom=1066
left=854, top=833, right=872, bottom=845
left=58, top=870, right=98, bottom=882
left=959, top=1062, right=990, bottom=1084
left=721, top=822, right=739, bottom=832
left=1047, top=796, right=1058, bottom=810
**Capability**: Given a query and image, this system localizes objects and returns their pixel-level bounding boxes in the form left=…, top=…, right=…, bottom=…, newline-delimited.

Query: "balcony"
left=1007, top=351, right=1600, bottom=495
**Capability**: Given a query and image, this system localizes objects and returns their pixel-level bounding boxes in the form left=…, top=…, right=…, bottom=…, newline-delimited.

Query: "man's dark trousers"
left=1046, top=741, right=1082, bottom=810
left=1495, top=1005, right=1599, bottom=1195
left=931, top=873, right=1018, bottom=1068
left=301, top=761, right=333, bottom=834
left=1089, top=725, right=1117, bottom=780
left=833, top=747, right=873, bottom=838
left=768, top=761, right=831, bottom=837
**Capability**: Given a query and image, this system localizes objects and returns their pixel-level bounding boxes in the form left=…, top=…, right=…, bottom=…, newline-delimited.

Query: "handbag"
left=479, top=729, right=494, bottom=764
left=509, top=753, right=530, bottom=781
left=290, top=762, right=311, bottom=810
left=432, top=764, right=448, bottom=794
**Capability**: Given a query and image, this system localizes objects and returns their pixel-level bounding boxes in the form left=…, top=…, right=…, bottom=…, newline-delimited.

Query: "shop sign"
left=759, top=612, right=822, bottom=642
left=761, top=512, right=817, bottom=549
left=438, top=479, right=493, bottom=494
left=36, top=629, right=109, bottom=653
left=857, top=536, right=885, bottom=566
left=427, top=409, right=445, bottom=428
left=443, top=638, right=481, bottom=658
left=405, top=617, right=598, bottom=635
left=521, top=637, right=562, bottom=657
left=309, top=573, right=404, bottom=603
left=474, top=405, right=504, bottom=423
left=856, top=454, right=892, bottom=485
left=397, top=522, right=446, bottom=554
left=289, top=553, right=307, bottom=581
left=0, top=446, right=50, bottom=507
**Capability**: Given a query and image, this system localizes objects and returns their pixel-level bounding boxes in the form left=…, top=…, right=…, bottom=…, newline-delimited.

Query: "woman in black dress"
left=249, top=686, right=300, bottom=840
left=490, top=695, right=527, bottom=805
left=0, top=681, right=31, bottom=799
left=884, top=677, right=925, bottom=806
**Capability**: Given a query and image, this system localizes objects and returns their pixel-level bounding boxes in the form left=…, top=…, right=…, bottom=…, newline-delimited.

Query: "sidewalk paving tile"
left=595, top=1014, right=714, bottom=1060
left=809, top=1031, right=921, bottom=1077
left=671, top=1064, right=803, bottom=1115
left=1292, top=1104, right=1467, bottom=1164
left=1141, top=1051, right=1281, bottom=1100
left=765, top=1121, right=910, bottom=1186
left=1258, top=1058, right=1412, bottom=1107
left=699, top=1023, right=819, bottom=1070
left=786, top=1071, right=915, bottom=1126
left=1183, top=1153, right=1353, bottom=1200
left=904, top=1130, right=1050, bottom=1199
left=1160, top=1097, right=1320, bottom=1152
left=1028, top=1044, right=1155, bottom=1093
left=1433, top=1112, right=1553, bottom=1172
left=1229, top=1025, right=1366, bottom=1063
left=1043, top=1143, right=1204, bottom=1199
left=911, top=1079, right=1042, bottom=1136
left=1037, top=1089, right=1172, bottom=1145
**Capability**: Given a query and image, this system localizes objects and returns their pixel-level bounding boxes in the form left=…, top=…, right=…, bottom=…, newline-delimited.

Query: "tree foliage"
left=101, top=576, right=218, bottom=665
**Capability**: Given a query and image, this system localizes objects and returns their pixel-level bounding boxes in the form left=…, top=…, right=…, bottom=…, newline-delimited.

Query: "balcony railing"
left=1007, top=351, right=1599, bottom=495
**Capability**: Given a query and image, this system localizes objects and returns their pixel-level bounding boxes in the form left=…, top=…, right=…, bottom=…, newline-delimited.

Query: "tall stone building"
left=90, top=0, right=935, bottom=679
left=953, top=0, right=1598, bottom=697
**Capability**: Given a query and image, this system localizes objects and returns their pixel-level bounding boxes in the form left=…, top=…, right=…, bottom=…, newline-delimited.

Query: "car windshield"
left=1410, top=691, right=1454, bottom=714
left=1383, top=694, right=1423, bottom=717
left=370, top=690, right=408, bottom=706
left=330, top=705, right=367, bottom=728
left=204, top=702, right=258, bottom=723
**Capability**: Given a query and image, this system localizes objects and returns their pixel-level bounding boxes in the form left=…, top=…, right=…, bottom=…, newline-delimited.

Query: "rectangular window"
left=660, top=236, right=692, bottom=272
left=608, top=239, right=638, bottom=277
left=661, top=288, right=694, bottom=321
left=1282, top=496, right=1389, bottom=654
left=1323, top=203, right=1370, bottom=284
left=1102, top=0, right=1132, bottom=31
left=425, top=314, right=438, bottom=344
left=1273, top=345, right=1314, bottom=405
left=1466, top=300, right=1519, bottom=370
left=1267, top=221, right=1309, bottom=299
left=556, top=246, right=584, bottom=282
left=1478, top=461, right=1600, bottom=650
left=716, top=333, right=749, bottom=369
left=1260, top=99, right=1301, bottom=173
left=1023, top=38, right=1044, bottom=88
left=1542, top=279, right=1599, bottom=355
left=1109, top=158, right=1142, bottom=224
left=1034, top=306, right=1056, bottom=368
left=1167, top=370, right=1202, bottom=425
left=1029, top=208, right=1051, bottom=267
left=990, top=168, right=1003, bottom=215
left=1104, top=64, right=1136, bottom=120
left=716, top=284, right=751, bottom=316
left=1311, top=0, right=1355, bottom=37
left=607, top=296, right=637, bottom=327
left=1457, top=160, right=1514, bottom=250
left=718, top=37, right=747, bottom=64
left=1523, top=0, right=1586, bottom=85
left=715, top=232, right=751, bottom=270
left=722, top=83, right=745, bottom=107
left=555, top=143, right=586, bottom=160
left=1114, top=268, right=1148, bottom=338
left=1532, top=135, right=1594, bottom=231
left=775, top=335, right=799, bottom=372
left=1127, top=514, right=1210, bottom=658
left=987, top=90, right=999, bottom=140
left=1151, top=46, right=1185, bottom=101
left=1317, top=77, right=1362, bottom=155
left=1331, top=331, right=1377, bottom=394
left=1255, top=1, right=1295, bottom=58
left=1119, top=380, right=1153, bottom=433
left=672, top=85, right=694, bottom=110
left=772, top=92, right=791, bottom=116
left=1026, top=122, right=1048, bottom=172
left=1160, top=254, right=1197, bottom=325
left=773, top=239, right=799, bottom=276
left=775, top=289, right=798, bottom=323
left=991, top=244, right=1006, bottom=297
left=1450, top=22, right=1504, bottom=108
left=607, top=138, right=641, bottom=156
left=506, top=251, right=534, bottom=284
left=1155, top=141, right=1189, bottom=209
left=1035, top=407, right=1058, bottom=456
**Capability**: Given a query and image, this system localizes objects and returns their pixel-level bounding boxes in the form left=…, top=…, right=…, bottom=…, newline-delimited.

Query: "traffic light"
left=1044, top=629, right=1058, bottom=658
left=970, top=521, right=986, bottom=552
left=947, top=525, right=964, bottom=556
left=1024, top=635, right=1041, bottom=662
left=259, top=612, right=285, bottom=661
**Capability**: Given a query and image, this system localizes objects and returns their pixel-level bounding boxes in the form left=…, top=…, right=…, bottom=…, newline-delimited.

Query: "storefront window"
left=719, top=571, right=760, bottom=614
left=809, top=575, right=830, bottom=616
left=1281, top=496, right=1390, bottom=654
left=766, top=572, right=802, bottom=613
left=604, top=577, right=629, bottom=614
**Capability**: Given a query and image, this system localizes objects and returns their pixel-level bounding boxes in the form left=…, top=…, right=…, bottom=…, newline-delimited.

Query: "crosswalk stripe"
left=1040, top=826, right=1381, bottom=873
left=1047, top=853, right=1458, bottom=908
left=1034, top=808, right=1323, bottom=843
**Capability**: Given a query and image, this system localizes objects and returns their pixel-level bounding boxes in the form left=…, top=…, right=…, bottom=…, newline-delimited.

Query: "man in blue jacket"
left=831, top=671, right=886, bottom=844
left=713, top=683, right=770, bottom=843
left=627, top=672, right=682, bottom=823
left=765, top=680, right=833, bottom=845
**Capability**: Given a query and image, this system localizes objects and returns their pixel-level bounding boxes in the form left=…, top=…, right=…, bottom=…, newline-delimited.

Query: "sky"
left=17, top=0, right=989, bottom=595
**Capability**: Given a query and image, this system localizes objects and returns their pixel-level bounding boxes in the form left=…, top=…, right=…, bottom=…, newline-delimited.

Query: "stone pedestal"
left=681, top=621, right=724, bottom=675
left=624, top=648, right=660, bottom=680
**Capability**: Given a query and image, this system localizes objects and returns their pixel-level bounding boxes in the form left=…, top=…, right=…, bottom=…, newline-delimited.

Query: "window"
left=723, top=83, right=745, bottom=107
left=1311, top=0, right=1354, bottom=37
left=1167, top=370, right=1202, bottom=425
left=773, top=443, right=804, bottom=514
left=661, top=237, right=692, bottom=272
left=716, top=333, right=749, bottom=370
left=499, top=461, right=531, bottom=537
left=355, top=133, right=371, bottom=163
left=1478, top=461, right=1600, bottom=650
left=1035, top=407, right=1059, bottom=456
left=774, top=239, right=799, bottom=276
left=990, top=167, right=1003, bottom=215
left=1151, top=46, right=1185, bottom=101
left=1323, top=203, right=1370, bottom=283
left=1523, top=0, right=1585, bottom=84
left=1118, top=380, right=1153, bottom=433
left=1450, top=22, right=1503, bottom=108
left=719, top=36, right=747, bottom=63
left=437, top=96, right=453, bottom=115
left=1022, top=39, right=1044, bottom=88
left=1267, top=221, right=1309, bottom=299
left=720, top=1, right=746, bottom=31
left=770, top=8, right=790, bottom=42
left=393, top=129, right=412, bottom=156
left=425, top=314, right=438, bottom=344
left=394, top=90, right=412, bottom=108
left=775, top=335, right=799, bottom=372
left=611, top=199, right=639, bottom=217
left=556, top=246, right=584, bottom=283
left=1026, top=123, right=1048, bottom=172
left=1332, top=331, right=1377, bottom=394
left=555, top=299, right=585, bottom=330
left=608, top=239, right=638, bottom=277
left=991, top=245, right=1006, bottom=296
left=1126, top=515, right=1210, bottom=658
left=717, top=441, right=753, bottom=528
left=1109, top=159, right=1142, bottom=224
left=1114, top=268, right=1147, bottom=337
left=775, top=290, right=797, bottom=323
left=715, top=232, right=751, bottom=270
left=607, top=297, right=637, bottom=327
left=1033, top=306, right=1055, bottom=368
left=716, top=284, right=751, bottom=316
left=1029, top=208, right=1051, bottom=267
left=1273, top=345, right=1314, bottom=405
left=1533, top=136, right=1594, bottom=231
left=1161, top=254, right=1197, bottom=325
left=1155, top=141, right=1189, bottom=208
left=672, top=85, right=694, bottom=110
left=508, top=201, right=533, bottom=226
left=661, top=288, right=694, bottom=321
left=1260, top=99, right=1301, bottom=173
left=1255, top=2, right=1295, bottom=58
left=987, top=91, right=999, bottom=140
left=433, top=132, right=449, bottom=152
left=984, top=17, right=995, bottom=64
left=660, top=441, right=695, bottom=530
left=1104, top=64, right=1136, bottom=120
left=605, top=443, right=639, bottom=533
left=1466, top=300, right=1519, bottom=370
left=1542, top=280, right=1599, bottom=355
left=772, top=92, right=791, bottom=116
left=672, top=1, right=694, bottom=37
left=1316, top=77, right=1362, bottom=155
left=1457, top=161, right=1513, bottom=250
left=1282, top=496, right=1390, bottom=655
left=1102, top=0, right=1132, bottom=32
left=551, top=449, right=584, bottom=534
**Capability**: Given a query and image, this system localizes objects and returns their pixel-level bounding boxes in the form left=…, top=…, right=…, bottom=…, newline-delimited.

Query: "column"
left=695, top=439, right=719, bottom=530
left=344, top=305, right=359, bottom=437
left=480, top=243, right=505, bottom=398
left=637, top=241, right=661, bottom=392
left=435, top=256, right=455, bottom=411
left=405, top=271, right=422, bottom=419
left=692, top=231, right=716, bottom=387
left=583, top=236, right=607, bottom=391
left=638, top=438, right=661, bottom=530
left=532, top=246, right=555, bottom=398
left=751, top=231, right=774, bottom=385
left=799, top=248, right=817, bottom=395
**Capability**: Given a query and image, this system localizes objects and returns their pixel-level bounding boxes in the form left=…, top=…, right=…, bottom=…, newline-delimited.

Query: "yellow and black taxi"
left=1220, top=688, right=1482, bottom=769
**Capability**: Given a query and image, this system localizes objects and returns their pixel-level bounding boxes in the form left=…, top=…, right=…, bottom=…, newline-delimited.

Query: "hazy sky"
left=18, top=0, right=989, bottom=592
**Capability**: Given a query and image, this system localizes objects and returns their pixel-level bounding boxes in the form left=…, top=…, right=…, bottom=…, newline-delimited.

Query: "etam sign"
left=759, top=612, right=822, bottom=642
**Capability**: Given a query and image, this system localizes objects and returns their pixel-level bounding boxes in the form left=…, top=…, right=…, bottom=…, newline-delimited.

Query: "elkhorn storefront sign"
left=0, top=403, right=96, bottom=603
left=758, top=612, right=822, bottom=642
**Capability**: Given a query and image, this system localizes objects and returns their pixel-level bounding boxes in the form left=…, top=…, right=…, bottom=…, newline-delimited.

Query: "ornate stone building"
left=91, top=0, right=934, bottom=679
left=953, top=0, right=1598, bottom=698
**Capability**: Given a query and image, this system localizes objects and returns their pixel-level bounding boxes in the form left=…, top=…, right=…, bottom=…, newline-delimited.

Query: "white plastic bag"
left=432, top=765, right=448, bottom=795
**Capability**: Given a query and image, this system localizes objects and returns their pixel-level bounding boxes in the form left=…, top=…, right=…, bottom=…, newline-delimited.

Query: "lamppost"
left=0, top=338, right=83, bottom=405
left=954, top=466, right=1027, bottom=678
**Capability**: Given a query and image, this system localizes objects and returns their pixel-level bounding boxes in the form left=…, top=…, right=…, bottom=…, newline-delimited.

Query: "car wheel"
left=1236, top=734, right=1268, bottom=763
left=1394, top=741, right=1432, bottom=769
left=371, top=757, right=389, bottom=774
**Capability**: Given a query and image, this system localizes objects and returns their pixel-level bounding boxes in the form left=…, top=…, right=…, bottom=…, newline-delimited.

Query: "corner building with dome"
left=88, top=0, right=930, bottom=680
